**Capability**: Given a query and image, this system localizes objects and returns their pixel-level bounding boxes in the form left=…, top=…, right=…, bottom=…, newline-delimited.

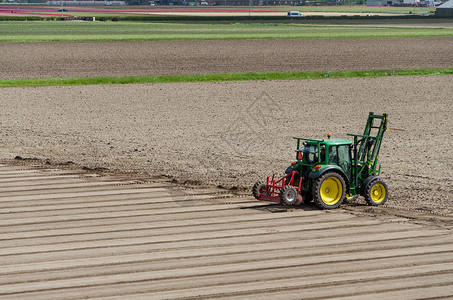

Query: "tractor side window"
left=338, top=145, right=351, bottom=178
left=329, top=146, right=339, bottom=164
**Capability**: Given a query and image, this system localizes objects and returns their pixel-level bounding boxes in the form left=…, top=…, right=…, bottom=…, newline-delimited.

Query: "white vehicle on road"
left=287, top=11, right=304, bottom=17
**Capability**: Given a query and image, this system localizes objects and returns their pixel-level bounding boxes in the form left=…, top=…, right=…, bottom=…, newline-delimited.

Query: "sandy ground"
left=1, top=75, right=452, bottom=215
left=1, top=38, right=452, bottom=80
left=1, top=35, right=453, bottom=299
left=1, top=163, right=452, bottom=299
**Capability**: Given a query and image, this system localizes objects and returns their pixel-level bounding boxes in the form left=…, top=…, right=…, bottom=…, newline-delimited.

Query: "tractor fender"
left=360, top=176, right=380, bottom=196
left=308, top=166, right=347, bottom=181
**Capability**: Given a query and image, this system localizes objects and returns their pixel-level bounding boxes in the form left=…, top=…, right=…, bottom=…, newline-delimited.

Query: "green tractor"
left=253, top=112, right=389, bottom=209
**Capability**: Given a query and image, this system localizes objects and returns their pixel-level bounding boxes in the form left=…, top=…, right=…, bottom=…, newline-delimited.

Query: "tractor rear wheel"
left=312, top=172, right=346, bottom=209
left=279, top=185, right=298, bottom=206
left=364, top=178, right=388, bottom=206
left=252, top=181, right=268, bottom=200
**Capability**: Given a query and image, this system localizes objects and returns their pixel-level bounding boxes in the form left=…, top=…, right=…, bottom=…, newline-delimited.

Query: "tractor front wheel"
left=279, top=185, right=298, bottom=206
left=252, top=181, right=268, bottom=200
left=312, top=172, right=346, bottom=209
left=364, top=179, right=388, bottom=206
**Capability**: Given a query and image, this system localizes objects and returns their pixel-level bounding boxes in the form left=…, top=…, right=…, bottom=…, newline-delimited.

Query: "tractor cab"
left=295, top=138, right=353, bottom=179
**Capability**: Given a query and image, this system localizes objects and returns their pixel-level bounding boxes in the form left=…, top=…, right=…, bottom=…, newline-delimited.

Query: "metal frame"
left=258, top=171, right=303, bottom=203
left=348, top=112, right=388, bottom=189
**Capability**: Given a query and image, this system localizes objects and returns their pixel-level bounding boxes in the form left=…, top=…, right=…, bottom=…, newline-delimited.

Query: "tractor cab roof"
left=296, top=137, right=352, bottom=147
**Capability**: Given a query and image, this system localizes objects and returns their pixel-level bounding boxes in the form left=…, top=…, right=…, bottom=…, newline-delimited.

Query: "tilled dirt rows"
left=1, top=37, right=452, bottom=80
left=1, top=75, right=452, bottom=216
left=1, top=162, right=453, bottom=299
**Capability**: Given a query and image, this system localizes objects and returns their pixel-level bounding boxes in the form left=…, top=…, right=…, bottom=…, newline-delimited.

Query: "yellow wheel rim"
left=370, top=183, right=386, bottom=203
left=320, top=177, right=342, bottom=205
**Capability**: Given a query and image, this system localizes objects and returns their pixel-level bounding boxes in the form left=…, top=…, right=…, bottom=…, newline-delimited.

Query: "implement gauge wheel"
left=252, top=181, right=268, bottom=200
left=312, top=172, right=346, bottom=209
left=279, top=185, right=298, bottom=206
left=364, top=178, right=388, bottom=206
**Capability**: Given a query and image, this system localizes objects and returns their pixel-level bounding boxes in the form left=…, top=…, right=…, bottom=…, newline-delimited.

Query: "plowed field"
left=1, top=37, right=452, bottom=80
left=1, top=75, right=452, bottom=215
left=1, top=33, right=453, bottom=299
left=1, top=162, right=452, bottom=299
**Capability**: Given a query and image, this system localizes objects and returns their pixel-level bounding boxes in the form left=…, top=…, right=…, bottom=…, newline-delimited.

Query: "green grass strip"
left=1, top=21, right=453, bottom=43
left=1, top=68, right=452, bottom=88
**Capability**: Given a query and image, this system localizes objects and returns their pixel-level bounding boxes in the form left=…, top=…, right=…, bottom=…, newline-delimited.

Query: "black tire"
left=252, top=181, right=268, bottom=200
left=312, top=172, right=346, bottom=209
left=279, top=185, right=298, bottom=206
left=364, top=178, right=388, bottom=206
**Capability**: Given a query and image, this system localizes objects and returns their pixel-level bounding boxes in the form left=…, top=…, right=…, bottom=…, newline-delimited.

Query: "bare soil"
left=2, top=36, right=453, bottom=300
left=1, top=75, right=452, bottom=215
left=1, top=37, right=452, bottom=80
left=1, top=163, right=452, bottom=299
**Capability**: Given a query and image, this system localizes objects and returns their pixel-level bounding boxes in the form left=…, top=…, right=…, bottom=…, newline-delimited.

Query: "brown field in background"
left=1, top=37, right=452, bottom=80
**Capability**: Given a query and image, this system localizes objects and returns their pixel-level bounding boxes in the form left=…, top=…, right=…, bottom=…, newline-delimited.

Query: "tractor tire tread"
left=280, top=185, right=298, bottom=206
left=312, top=172, right=346, bottom=210
left=364, top=178, right=388, bottom=206
left=252, top=181, right=267, bottom=200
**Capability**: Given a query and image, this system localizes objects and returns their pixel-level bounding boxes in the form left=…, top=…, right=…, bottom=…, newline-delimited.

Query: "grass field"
left=1, top=21, right=452, bottom=42
left=1, top=68, right=452, bottom=88
left=0, top=4, right=433, bottom=15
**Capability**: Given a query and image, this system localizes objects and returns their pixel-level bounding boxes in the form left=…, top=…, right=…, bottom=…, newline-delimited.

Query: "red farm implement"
left=253, top=170, right=304, bottom=206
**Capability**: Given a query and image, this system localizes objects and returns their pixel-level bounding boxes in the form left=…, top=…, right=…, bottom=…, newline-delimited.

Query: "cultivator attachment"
left=252, top=171, right=304, bottom=206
